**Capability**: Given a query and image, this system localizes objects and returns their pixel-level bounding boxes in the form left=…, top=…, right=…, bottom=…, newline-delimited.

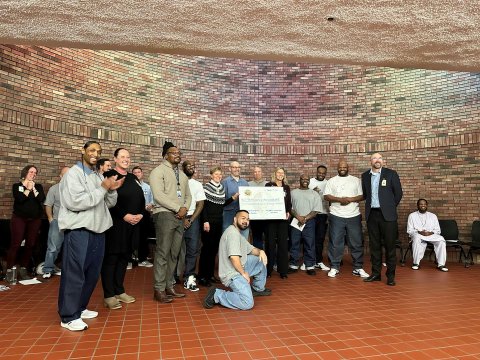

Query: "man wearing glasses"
left=150, top=142, right=192, bottom=303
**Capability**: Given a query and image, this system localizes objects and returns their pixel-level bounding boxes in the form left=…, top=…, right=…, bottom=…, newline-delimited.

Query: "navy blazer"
left=361, top=167, right=403, bottom=221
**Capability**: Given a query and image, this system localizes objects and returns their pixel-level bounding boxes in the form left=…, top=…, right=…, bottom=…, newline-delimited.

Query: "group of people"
left=4, top=140, right=451, bottom=331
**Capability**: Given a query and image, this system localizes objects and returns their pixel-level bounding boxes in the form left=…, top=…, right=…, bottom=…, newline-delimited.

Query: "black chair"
left=438, top=219, right=467, bottom=263
left=465, top=220, right=480, bottom=267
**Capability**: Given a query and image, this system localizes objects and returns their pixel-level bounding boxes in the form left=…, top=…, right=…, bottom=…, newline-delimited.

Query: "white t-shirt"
left=324, top=175, right=362, bottom=218
left=308, top=177, right=329, bottom=214
left=187, top=178, right=207, bottom=216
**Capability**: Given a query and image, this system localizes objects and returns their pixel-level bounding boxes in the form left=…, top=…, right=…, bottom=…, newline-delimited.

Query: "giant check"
left=238, top=186, right=286, bottom=220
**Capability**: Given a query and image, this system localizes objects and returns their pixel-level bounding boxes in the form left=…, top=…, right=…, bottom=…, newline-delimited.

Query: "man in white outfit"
left=407, top=198, right=448, bottom=272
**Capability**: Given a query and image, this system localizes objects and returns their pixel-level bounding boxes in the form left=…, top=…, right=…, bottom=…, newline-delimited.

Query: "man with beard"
left=407, top=199, right=448, bottom=272
left=362, top=153, right=403, bottom=286
left=179, top=160, right=206, bottom=291
left=288, top=175, right=323, bottom=275
left=324, top=161, right=368, bottom=279
left=308, top=165, right=331, bottom=271
left=150, top=142, right=191, bottom=303
left=203, top=210, right=270, bottom=310
left=58, top=141, right=123, bottom=331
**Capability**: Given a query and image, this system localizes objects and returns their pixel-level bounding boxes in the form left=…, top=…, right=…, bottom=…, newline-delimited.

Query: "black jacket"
left=361, top=167, right=403, bottom=222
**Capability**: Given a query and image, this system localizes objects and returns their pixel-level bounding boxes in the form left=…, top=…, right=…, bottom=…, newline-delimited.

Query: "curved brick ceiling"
left=0, top=1, right=479, bottom=72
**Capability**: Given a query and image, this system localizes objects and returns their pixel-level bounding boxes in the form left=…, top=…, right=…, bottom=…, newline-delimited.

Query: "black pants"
left=198, top=220, right=222, bottom=280
left=138, top=211, right=154, bottom=261
left=314, top=214, right=328, bottom=263
left=266, top=220, right=289, bottom=275
left=367, top=209, right=397, bottom=279
left=101, top=252, right=130, bottom=298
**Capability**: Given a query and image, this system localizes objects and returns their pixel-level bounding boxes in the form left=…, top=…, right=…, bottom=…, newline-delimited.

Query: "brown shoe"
left=104, top=296, right=122, bottom=309
left=115, top=293, right=136, bottom=303
left=153, top=290, right=173, bottom=303
left=166, top=287, right=186, bottom=298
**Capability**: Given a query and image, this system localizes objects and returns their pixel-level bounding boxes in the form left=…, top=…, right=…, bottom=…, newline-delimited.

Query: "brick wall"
left=1, top=45, right=479, bottom=242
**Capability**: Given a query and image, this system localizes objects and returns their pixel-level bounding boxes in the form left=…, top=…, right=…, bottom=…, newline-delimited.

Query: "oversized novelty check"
left=238, top=186, right=286, bottom=220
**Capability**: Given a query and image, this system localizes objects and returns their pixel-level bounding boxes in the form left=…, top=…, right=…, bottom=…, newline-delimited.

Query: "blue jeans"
left=58, top=229, right=105, bottom=323
left=328, top=214, right=364, bottom=270
left=44, top=219, right=64, bottom=274
left=289, top=219, right=315, bottom=268
left=214, top=254, right=267, bottom=310
left=181, top=217, right=200, bottom=278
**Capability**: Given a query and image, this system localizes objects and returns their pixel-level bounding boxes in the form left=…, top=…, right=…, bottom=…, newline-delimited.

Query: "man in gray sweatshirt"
left=57, top=140, right=124, bottom=332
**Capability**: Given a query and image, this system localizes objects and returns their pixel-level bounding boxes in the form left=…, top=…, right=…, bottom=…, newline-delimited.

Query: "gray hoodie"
left=58, top=162, right=117, bottom=233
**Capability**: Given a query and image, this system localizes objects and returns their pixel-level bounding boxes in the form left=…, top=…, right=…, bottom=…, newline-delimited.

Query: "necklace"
left=418, top=212, right=427, bottom=229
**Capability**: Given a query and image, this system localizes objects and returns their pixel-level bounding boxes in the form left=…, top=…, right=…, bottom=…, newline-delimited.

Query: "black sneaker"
left=252, top=288, right=272, bottom=297
left=203, top=287, right=217, bottom=309
left=306, top=269, right=316, bottom=276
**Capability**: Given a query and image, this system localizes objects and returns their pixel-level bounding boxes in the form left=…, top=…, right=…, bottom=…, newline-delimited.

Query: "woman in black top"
left=198, top=166, right=233, bottom=287
left=7, top=165, right=46, bottom=280
left=101, top=148, right=144, bottom=309
left=265, top=167, right=292, bottom=279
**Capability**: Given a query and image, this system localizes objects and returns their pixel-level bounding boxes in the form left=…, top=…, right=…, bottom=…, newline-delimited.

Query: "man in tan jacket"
left=150, top=141, right=192, bottom=303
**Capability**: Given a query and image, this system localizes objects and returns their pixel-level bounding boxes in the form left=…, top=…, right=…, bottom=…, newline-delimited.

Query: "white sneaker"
left=126, top=263, right=133, bottom=270
left=300, top=263, right=306, bottom=271
left=315, top=262, right=330, bottom=271
left=138, top=260, right=153, bottom=268
left=81, top=309, right=98, bottom=319
left=438, top=265, right=449, bottom=272
left=36, top=262, right=45, bottom=275
left=61, top=318, right=88, bottom=331
left=327, top=269, right=339, bottom=278
left=352, top=268, right=370, bottom=278
left=54, top=266, right=62, bottom=276
left=42, top=272, right=52, bottom=279
left=183, top=275, right=200, bottom=292
left=411, top=264, right=419, bottom=270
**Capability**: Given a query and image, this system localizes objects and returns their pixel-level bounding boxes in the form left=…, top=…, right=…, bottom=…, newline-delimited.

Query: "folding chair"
left=465, top=220, right=480, bottom=268
left=438, top=219, right=467, bottom=263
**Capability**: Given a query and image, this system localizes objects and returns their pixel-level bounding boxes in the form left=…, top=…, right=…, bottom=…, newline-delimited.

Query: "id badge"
left=19, top=186, right=24, bottom=192
left=381, top=179, right=387, bottom=186
left=177, top=190, right=182, bottom=198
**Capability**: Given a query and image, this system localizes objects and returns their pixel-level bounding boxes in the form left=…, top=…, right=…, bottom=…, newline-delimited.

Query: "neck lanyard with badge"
left=174, top=166, right=182, bottom=199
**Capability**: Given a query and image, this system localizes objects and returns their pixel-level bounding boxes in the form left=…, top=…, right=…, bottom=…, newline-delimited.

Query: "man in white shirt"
left=324, top=161, right=369, bottom=279
left=308, top=165, right=330, bottom=271
left=180, top=160, right=206, bottom=291
left=407, top=199, right=448, bottom=272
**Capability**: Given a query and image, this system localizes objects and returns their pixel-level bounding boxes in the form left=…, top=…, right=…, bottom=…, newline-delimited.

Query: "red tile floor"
left=1, top=257, right=480, bottom=360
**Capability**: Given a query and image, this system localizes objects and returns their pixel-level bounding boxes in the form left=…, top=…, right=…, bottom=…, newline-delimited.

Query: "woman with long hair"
left=101, top=148, right=144, bottom=309
left=7, top=165, right=46, bottom=281
left=265, top=167, right=292, bottom=279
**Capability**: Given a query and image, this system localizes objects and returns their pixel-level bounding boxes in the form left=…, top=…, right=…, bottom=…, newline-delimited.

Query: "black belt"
left=371, top=208, right=381, bottom=211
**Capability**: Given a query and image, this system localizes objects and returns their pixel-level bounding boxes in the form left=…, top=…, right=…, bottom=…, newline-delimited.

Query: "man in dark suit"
left=361, top=153, right=403, bottom=286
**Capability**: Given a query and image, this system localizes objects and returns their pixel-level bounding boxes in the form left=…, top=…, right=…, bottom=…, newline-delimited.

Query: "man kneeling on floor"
left=204, top=210, right=271, bottom=310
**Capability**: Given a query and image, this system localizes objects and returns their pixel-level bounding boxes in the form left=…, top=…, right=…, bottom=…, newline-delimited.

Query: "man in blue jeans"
left=288, top=175, right=323, bottom=276
left=42, top=166, right=69, bottom=279
left=58, top=141, right=123, bottom=331
left=324, top=160, right=369, bottom=279
left=204, top=210, right=271, bottom=310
